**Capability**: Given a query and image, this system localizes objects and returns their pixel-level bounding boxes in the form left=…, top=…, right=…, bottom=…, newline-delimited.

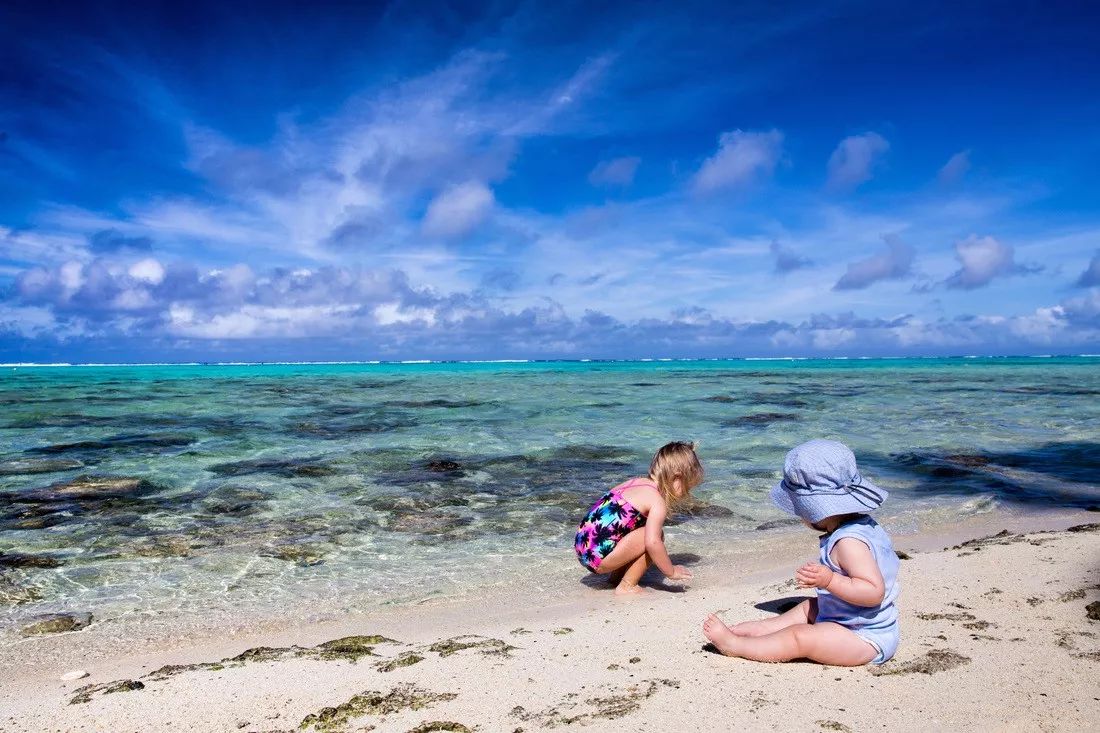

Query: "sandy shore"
left=3, top=509, right=1099, bottom=732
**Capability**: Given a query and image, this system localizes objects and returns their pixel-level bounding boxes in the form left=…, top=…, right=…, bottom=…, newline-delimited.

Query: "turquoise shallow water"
left=1, top=357, right=1098, bottom=628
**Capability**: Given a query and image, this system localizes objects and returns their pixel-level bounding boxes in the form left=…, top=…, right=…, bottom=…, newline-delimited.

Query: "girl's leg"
left=593, top=528, right=648, bottom=594
left=729, top=598, right=817, bottom=637
left=702, top=617, right=877, bottom=666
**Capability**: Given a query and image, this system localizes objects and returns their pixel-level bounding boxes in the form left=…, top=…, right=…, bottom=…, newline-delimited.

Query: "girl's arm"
left=795, top=538, right=885, bottom=607
left=643, top=499, right=691, bottom=580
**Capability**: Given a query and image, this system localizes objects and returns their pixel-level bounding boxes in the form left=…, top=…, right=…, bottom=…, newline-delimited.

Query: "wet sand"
left=2, top=509, right=1098, bottom=732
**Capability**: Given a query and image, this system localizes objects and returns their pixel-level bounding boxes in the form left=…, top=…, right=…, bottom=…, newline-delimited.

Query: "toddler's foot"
left=702, top=613, right=742, bottom=656
left=614, top=582, right=647, bottom=596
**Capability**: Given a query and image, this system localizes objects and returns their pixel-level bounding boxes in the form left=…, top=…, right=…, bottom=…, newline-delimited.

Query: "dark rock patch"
left=406, top=722, right=472, bottom=733
left=207, top=457, right=338, bottom=478
left=21, top=612, right=93, bottom=636
left=69, top=679, right=144, bottom=705
left=21, top=475, right=158, bottom=503
left=299, top=684, right=457, bottom=732
left=1087, top=601, right=1100, bottom=622
left=376, top=652, right=425, bottom=673
left=0, top=552, right=62, bottom=569
left=755, top=517, right=802, bottom=531
left=870, top=649, right=971, bottom=676
left=0, top=458, right=85, bottom=475
left=1068, top=523, right=1100, bottom=533
left=699, top=395, right=737, bottom=403
left=427, top=635, right=515, bottom=658
left=383, top=399, right=487, bottom=409
left=28, top=433, right=195, bottom=455
left=722, top=413, right=798, bottom=428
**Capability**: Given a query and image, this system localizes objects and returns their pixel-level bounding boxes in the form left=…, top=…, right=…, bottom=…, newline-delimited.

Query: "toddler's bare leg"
left=731, top=598, right=816, bottom=636
left=703, top=616, right=876, bottom=666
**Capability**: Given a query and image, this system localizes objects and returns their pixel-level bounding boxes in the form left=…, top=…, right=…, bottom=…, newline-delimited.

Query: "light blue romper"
left=815, top=516, right=900, bottom=664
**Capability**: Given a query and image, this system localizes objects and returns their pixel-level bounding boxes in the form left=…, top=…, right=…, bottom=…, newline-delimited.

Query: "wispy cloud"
left=693, top=129, right=783, bottom=193
left=833, top=235, right=914, bottom=290
left=769, top=240, right=813, bottom=273
left=1075, top=251, right=1100, bottom=288
left=937, top=149, right=971, bottom=185
left=826, top=132, right=889, bottom=191
left=588, top=156, right=640, bottom=187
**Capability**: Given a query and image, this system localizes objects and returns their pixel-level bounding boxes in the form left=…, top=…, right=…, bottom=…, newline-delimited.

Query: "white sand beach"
left=3, top=509, right=1098, bottom=732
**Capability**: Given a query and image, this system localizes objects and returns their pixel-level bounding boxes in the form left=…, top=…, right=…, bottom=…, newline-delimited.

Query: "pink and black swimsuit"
left=574, top=479, right=650, bottom=572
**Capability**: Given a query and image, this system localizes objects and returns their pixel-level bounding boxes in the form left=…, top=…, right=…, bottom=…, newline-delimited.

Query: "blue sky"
left=2, top=0, right=1099, bottom=361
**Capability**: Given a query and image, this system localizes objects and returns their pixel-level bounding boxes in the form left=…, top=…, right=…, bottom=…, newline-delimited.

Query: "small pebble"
left=60, top=670, right=89, bottom=681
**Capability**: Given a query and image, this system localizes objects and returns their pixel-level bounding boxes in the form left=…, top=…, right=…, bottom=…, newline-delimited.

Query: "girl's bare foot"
left=702, top=613, right=742, bottom=656
left=614, top=582, right=647, bottom=596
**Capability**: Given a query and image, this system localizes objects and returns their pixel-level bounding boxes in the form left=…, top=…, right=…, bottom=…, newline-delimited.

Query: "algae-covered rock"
left=406, top=723, right=472, bottom=733
left=69, top=679, right=144, bottom=705
left=313, top=635, right=396, bottom=662
left=427, top=635, right=515, bottom=658
left=376, top=652, right=425, bottom=672
left=299, top=684, right=457, bottom=731
left=21, top=612, right=93, bottom=636
left=266, top=544, right=329, bottom=566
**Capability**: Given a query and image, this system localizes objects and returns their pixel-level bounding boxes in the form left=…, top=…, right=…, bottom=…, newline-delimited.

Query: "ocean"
left=2, top=357, right=1098, bottom=631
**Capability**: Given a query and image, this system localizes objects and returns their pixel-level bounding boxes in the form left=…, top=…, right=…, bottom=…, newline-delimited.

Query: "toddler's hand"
left=670, top=565, right=693, bottom=581
left=795, top=562, right=833, bottom=589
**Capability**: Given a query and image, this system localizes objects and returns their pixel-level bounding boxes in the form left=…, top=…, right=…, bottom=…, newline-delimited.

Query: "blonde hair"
left=648, top=441, right=704, bottom=507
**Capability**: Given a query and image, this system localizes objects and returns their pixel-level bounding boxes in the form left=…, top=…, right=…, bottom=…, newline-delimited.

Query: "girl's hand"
left=670, top=565, right=693, bottom=581
left=795, top=562, right=833, bottom=589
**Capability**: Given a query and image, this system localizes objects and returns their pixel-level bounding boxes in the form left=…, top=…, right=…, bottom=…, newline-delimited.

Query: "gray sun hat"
left=769, top=439, right=887, bottom=524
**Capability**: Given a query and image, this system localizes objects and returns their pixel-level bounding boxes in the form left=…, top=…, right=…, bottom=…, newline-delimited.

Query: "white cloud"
left=693, top=129, right=783, bottom=193
left=588, top=156, right=640, bottom=187
left=421, top=181, right=495, bottom=238
left=128, top=258, right=165, bottom=285
left=827, top=132, right=889, bottom=190
left=937, top=150, right=971, bottom=185
left=944, top=234, right=1033, bottom=289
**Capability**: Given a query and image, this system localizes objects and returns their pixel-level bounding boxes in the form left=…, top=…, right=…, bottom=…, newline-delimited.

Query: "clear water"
left=1, top=357, right=1098, bottom=630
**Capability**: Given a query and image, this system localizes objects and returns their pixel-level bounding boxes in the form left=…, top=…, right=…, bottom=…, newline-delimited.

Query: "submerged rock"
left=755, top=517, right=802, bottom=531
left=0, top=574, right=44, bottom=604
left=29, top=433, right=195, bottom=455
left=263, top=543, right=330, bottom=566
left=0, top=458, right=85, bottom=475
left=207, top=457, right=338, bottom=478
left=723, top=412, right=799, bottom=428
left=1087, top=601, right=1100, bottom=622
left=21, top=612, right=93, bottom=636
left=24, top=475, right=156, bottom=502
left=0, top=552, right=62, bottom=569
left=424, top=459, right=462, bottom=473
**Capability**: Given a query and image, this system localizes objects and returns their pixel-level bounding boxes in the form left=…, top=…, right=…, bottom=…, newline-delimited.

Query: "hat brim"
left=769, top=478, right=887, bottom=524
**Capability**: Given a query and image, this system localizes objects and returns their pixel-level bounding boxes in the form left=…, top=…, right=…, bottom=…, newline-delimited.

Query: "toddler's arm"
left=643, top=501, right=692, bottom=580
left=796, top=538, right=885, bottom=607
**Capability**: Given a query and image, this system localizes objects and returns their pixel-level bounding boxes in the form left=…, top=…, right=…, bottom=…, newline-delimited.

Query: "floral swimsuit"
left=574, top=479, right=651, bottom=572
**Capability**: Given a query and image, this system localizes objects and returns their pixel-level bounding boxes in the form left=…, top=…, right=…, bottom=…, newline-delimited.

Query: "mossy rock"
left=427, top=635, right=515, bottom=658
left=406, top=723, right=472, bottom=733
left=299, top=684, right=457, bottom=731
left=376, top=652, right=425, bottom=672
left=70, top=679, right=144, bottom=705
left=313, top=635, right=396, bottom=662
